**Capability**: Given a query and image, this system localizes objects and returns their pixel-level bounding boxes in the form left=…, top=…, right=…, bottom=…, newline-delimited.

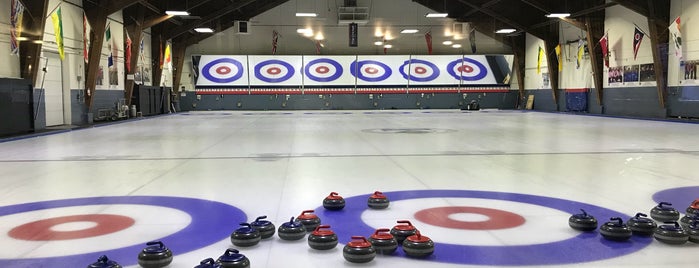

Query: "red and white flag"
left=599, top=32, right=609, bottom=68
left=83, top=13, right=90, bottom=63
left=668, top=17, right=682, bottom=61
left=272, top=30, right=279, bottom=55
left=315, top=40, right=321, bottom=55
left=10, top=0, right=24, bottom=56
left=425, top=31, right=432, bottom=55
left=125, top=30, right=132, bottom=72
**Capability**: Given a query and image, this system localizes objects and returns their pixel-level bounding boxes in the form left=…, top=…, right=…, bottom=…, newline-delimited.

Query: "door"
left=38, top=52, right=65, bottom=126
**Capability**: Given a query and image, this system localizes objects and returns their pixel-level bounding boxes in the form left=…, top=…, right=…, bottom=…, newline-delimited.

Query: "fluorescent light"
left=17, top=37, right=30, bottom=41
left=374, top=41, right=383, bottom=45
left=425, top=13, right=448, bottom=18
left=194, top=28, right=214, bottom=33
left=32, top=40, right=43, bottom=44
left=495, top=28, right=517, bottom=34
left=295, top=13, right=317, bottom=17
left=452, top=44, right=462, bottom=48
left=314, top=33, right=324, bottom=40
left=400, top=29, right=419, bottom=34
left=546, top=13, right=571, bottom=18
left=442, top=40, right=453, bottom=45
left=383, top=44, right=393, bottom=48
left=297, top=28, right=312, bottom=35
left=165, top=11, right=190, bottom=16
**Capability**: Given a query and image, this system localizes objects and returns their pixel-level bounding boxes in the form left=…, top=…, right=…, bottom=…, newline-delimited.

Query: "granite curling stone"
left=650, top=202, right=680, bottom=222
left=194, top=258, right=222, bottom=268
left=87, top=255, right=122, bottom=268
left=308, top=225, right=338, bottom=250
left=600, top=217, right=632, bottom=241
left=367, top=191, right=390, bottom=209
left=230, top=223, right=261, bottom=247
left=216, top=249, right=250, bottom=268
left=295, top=210, right=321, bottom=232
left=686, top=199, right=699, bottom=216
left=343, top=236, right=377, bottom=263
left=568, top=209, right=598, bottom=231
left=680, top=214, right=694, bottom=229
left=250, top=215, right=275, bottom=239
left=277, top=216, right=307, bottom=241
left=390, top=220, right=418, bottom=244
left=686, top=219, right=699, bottom=243
left=654, top=222, right=688, bottom=245
left=627, top=213, right=657, bottom=236
left=137, top=241, right=173, bottom=268
left=368, top=228, right=398, bottom=254
left=323, top=192, right=346, bottom=210
left=402, top=230, right=435, bottom=258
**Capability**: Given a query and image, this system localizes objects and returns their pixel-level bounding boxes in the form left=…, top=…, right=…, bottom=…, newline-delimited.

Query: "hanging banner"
left=349, top=23, right=358, bottom=47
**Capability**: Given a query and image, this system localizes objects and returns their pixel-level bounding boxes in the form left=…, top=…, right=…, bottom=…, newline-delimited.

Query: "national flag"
left=51, top=7, right=64, bottom=60
left=125, top=30, right=132, bottom=72
left=576, top=39, right=584, bottom=69
left=163, top=41, right=171, bottom=70
left=425, top=31, right=432, bottom=55
left=139, top=37, right=145, bottom=65
left=272, top=30, right=279, bottom=54
left=315, top=40, right=321, bottom=55
left=106, top=23, right=114, bottom=67
left=599, top=32, right=609, bottom=68
left=83, top=13, right=90, bottom=63
left=668, top=17, right=682, bottom=61
left=10, top=0, right=24, bottom=56
left=633, top=26, right=644, bottom=60
left=158, top=37, right=163, bottom=70
left=468, top=25, right=476, bottom=53
left=536, top=46, right=543, bottom=74
left=554, top=44, right=562, bottom=71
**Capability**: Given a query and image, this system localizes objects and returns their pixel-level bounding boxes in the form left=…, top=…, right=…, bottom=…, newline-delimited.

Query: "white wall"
left=524, top=33, right=548, bottom=89
left=669, top=0, right=699, bottom=86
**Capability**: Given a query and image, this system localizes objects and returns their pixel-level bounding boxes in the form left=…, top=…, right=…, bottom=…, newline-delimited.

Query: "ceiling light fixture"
left=165, top=11, right=190, bottom=16
left=383, top=44, right=393, bottom=48
left=495, top=28, right=517, bottom=34
left=400, top=29, right=419, bottom=34
left=546, top=13, right=571, bottom=18
left=442, top=40, right=453, bottom=45
left=314, top=33, right=324, bottom=40
left=452, top=44, right=462, bottom=48
left=374, top=41, right=383, bottom=45
left=194, top=28, right=214, bottom=33
left=425, top=13, right=448, bottom=18
left=295, top=12, right=318, bottom=17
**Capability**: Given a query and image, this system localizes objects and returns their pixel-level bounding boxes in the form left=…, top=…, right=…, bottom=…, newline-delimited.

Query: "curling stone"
left=87, top=255, right=122, bottom=268
left=390, top=220, right=418, bottom=244
left=194, top=258, right=222, bottom=268
left=307, top=225, right=338, bottom=250
left=654, top=222, right=688, bottom=245
left=402, top=231, right=434, bottom=258
left=368, top=228, right=398, bottom=254
left=680, top=214, right=694, bottom=229
left=367, top=191, right=390, bottom=209
left=626, top=213, right=657, bottom=236
left=216, top=249, right=250, bottom=268
left=343, top=236, right=376, bottom=263
left=323, top=192, right=346, bottom=210
left=650, top=202, right=680, bottom=222
left=568, top=209, right=598, bottom=231
left=277, top=217, right=306, bottom=241
left=686, top=220, right=699, bottom=243
left=295, top=210, right=321, bottom=232
left=250, top=215, right=275, bottom=239
left=137, top=241, right=173, bottom=268
left=686, top=199, right=699, bottom=216
left=599, top=217, right=632, bottom=241
left=230, top=223, right=261, bottom=247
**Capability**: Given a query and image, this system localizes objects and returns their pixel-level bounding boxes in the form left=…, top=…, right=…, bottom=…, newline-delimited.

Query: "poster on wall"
left=680, top=60, right=698, bottom=85
left=623, top=65, right=639, bottom=85
left=608, top=66, right=622, bottom=86
left=96, top=66, right=104, bottom=86
left=541, top=73, right=550, bottom=89
left=109, top=66, right=118, bottom=86
left=639, top=63, right=656, bottom=86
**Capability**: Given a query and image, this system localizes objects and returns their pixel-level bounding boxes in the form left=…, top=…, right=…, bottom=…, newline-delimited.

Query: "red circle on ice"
left=315, top=66, right=330, bottom=74
left=414, top=206, right=525, bottom=230
left=458, top=65, right=474, bottom=73
left=415, top=67, right=427, bottom=74
left=365, top=67, right=379, bottom=74
left=9, top=214, right=135, bottom=241
left=267, top=67, right=282, bottom=75
left=216, top=66, right=231, bottom=75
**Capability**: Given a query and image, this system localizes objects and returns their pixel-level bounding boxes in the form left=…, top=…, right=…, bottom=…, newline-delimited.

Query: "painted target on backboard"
left=351, top=60, right=393, bottom=82
left=249, top=56, right=303, bottom=86
left=305, top=58, right=343, bottom=82
left=399, top=59, right=440, bottom=82
left=447, top=57, right=488, bottom=81
left=196, top=55, right=249, bottom=86
left=254, top=60, right=295, bottom=83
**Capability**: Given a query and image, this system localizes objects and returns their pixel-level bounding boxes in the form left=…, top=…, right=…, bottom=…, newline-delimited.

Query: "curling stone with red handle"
left=600, top=217, right=632, bottom=241
left=216, top=249, right=250, bottom=268
left=137, top=241, right=173, bottom=268
left=368, top=228, right=398, bottom=254
left=230, top=223, right=261, bottom=247
left=686, top=199, right=699, bottom=216
left=87, top=255, right=122, bottom=268
left=194, top=258, right=222, bottom=268
left=390, top=220, right=418, bottom=244
left=568, top=209, right=598, bottom=231
left=654, top=222, right=689, bottom=245
left=686, top=218, right=699, bottom=243
left=343, top=236, right=376, bottom=263
left=650, top=202, right=680, bottom=222
left=402, top=231, right=434, bottom=257
left=307, top=225, right=338, bottom=250
left=626, top=213, right=656, bottom=236
left=277, top=217, right=306, bottom=241
left=323, top=192, right=346, bottom=210
left=250, top=215, right=275, bottom=239
left=295, top=210, right=321, bottom=232
left=367, top=191, right=390, bottom=209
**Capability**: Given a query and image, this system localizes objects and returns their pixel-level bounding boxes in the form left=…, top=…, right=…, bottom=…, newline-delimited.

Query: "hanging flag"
left=554, top=44, right=562, bottom=71
left=576, top=39, right=584, bottom=69
left=83, top=13, right=90, bottom=63
left=106, top=23, right=114, bottom=67
left=272, top=30, right=279, bottom=55
left=633, top=26, right=644, bottom=60
left=315, top=40, right=321, bottom=55
left=536, top=46, right=543, bottom=74
left=139, top=36, right=145, bottom=65
left=51, top=7, right=64, bottom=60
left=468, top=25, right=476, bottom=53
left=163, top=41, right=171, bottom=70
left=425, top=31, right=432, bottom=55
left=158, top=37, right=163, bottom=70
left=10, top=0, right=24, bottom=56
left=125, top=30, right=132, bottom=72
left=599, top=32, right=609, bottom=68
left=668, top=17, right=682, bottom=61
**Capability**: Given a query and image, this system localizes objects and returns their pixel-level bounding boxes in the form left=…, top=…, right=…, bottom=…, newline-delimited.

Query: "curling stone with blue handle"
left=216, top=249, right=250, bottom=268
left=650, top=202, right=680, bottom=222
left=367, top=191, right=390, bottom=209
left=323, top=192, right=346, bottom=210
left=368, top=228, right=398, bottom=254
left=627, top=213, right=656, bottom=236
left=686, top=219, right=699, bottom=243
left=390, top=220, right=418, bottom=244
left=568, top=209, right=598, bottom=231
left=277, top=217, right=306, bottom=241
left=654, top=222, right=688, bottom=245
left=402, top=230, right=434, bottom=258
left=230, top=223, right=261, bottom=247
left=87, top=255, right=122, bottom=268
left=685, top=199, right=699, bottom=216
left=194, top=258, right=222, bottom=268
left=308, top=225, right=338, bottom=250
left=250, top=215, right=275, bottom=239
left=680, top=214, right=694, bottom=229
left=343, top=236, right=376, bottom=263
left=295, top=210, right=321, bottom=232
left=600, top=217, right=632, bottom=241
left=137, top=241, right=173, bottom=268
